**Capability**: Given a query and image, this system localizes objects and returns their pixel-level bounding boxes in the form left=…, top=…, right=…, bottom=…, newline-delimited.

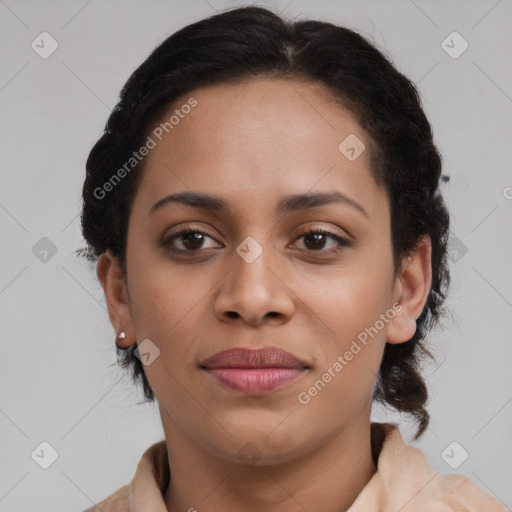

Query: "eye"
left=162, top=227, right=350, bottom=256
left=292, top=228, right=350, bottom=255
left=162, top=228, right=221, bottom=252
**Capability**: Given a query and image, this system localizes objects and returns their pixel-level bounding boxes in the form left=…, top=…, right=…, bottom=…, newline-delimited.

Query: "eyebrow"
left=149, top=191, right=369, bottom=219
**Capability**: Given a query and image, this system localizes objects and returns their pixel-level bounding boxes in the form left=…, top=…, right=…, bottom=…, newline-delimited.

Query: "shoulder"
left=81, top=440, right=169, bottom=512
left=427, top=472, right=509, bottom=511
left=365, top=422, right=508, bottom=511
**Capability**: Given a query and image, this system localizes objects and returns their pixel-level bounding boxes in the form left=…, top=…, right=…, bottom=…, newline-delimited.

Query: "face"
left=98, top=77, right=431, bottom=464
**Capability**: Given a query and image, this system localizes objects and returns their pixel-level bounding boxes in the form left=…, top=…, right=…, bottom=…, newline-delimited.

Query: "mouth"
left=199, top=346, right=310, bottom=394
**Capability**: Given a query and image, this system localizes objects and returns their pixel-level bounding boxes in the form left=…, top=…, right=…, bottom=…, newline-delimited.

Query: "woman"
left=77, top=5, right=507, bottom=511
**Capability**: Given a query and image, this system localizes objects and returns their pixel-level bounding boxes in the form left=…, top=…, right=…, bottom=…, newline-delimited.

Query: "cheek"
left=126, top=257, right=214, bottom=376
left=295, top=262, right=392, bottom=399
left=128, top=249, right=201, bottom=333
left=127, top=267, right=203, bottom=415
left=295, top=274, right=389, bottom=419
left=298, top=264, right=392, bottom=340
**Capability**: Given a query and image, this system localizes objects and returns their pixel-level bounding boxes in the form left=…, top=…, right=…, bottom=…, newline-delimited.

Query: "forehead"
left=133, top=77, right=387, bottom=221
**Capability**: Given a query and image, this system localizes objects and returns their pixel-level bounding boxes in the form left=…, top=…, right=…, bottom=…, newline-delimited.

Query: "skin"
left=97, top=77, right=432, bottom=512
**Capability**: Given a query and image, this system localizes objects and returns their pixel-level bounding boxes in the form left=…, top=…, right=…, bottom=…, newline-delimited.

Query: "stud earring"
left=116, top=330, right=129, bottom=350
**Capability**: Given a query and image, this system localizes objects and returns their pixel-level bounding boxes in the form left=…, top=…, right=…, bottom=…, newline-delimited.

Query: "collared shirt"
left=84, top=421, right=508, bottom=511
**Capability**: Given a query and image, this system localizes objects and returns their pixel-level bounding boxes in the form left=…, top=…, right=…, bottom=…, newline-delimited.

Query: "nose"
left=213, top=244, right=295, bottom=326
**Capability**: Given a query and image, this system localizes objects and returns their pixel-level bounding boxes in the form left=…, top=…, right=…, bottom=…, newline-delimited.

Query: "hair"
left=77, top=5, right=450, bottom=440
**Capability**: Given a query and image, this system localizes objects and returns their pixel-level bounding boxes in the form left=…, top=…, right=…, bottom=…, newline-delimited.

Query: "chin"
left=214, top=415, right=311, bottom=462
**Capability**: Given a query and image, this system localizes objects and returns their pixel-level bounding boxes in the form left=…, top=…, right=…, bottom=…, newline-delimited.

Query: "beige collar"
left=85, top=422, right=507, bottom=511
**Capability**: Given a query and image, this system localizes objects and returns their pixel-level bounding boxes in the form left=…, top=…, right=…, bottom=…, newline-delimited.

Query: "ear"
left=386, top=235, right=432, bottom=344
left=96, top=249, right=136, bottom=349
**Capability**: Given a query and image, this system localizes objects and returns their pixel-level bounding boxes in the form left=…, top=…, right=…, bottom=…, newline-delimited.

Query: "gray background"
left=0, top=0, right=511, bottom=510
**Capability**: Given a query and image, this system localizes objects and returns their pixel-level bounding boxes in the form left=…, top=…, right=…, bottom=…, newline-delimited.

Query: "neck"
left=162, top=413, right=377, bottom=512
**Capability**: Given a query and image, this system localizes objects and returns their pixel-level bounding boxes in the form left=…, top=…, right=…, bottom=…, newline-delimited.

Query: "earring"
left=116, top=330, right=128, bottom=349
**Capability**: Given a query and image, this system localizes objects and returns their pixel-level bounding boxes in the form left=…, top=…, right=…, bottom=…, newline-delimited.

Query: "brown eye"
left=162, top=227, right=350, bottom=257
left=293, top=228, right=350, bottom=254
left=163, top=229, right=220, bottom=251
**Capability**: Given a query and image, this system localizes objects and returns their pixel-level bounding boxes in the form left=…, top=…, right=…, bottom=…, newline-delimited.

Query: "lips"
left=200, top=347, right=309, bottom=394
left=200, top=346, right=308, bottom=370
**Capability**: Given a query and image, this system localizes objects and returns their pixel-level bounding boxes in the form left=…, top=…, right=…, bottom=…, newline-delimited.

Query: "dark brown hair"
left=77, top=5, right=450, bottom=440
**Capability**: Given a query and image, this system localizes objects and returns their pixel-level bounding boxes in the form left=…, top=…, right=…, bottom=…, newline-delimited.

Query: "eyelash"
left=162, top=227, right=350, bottom=257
